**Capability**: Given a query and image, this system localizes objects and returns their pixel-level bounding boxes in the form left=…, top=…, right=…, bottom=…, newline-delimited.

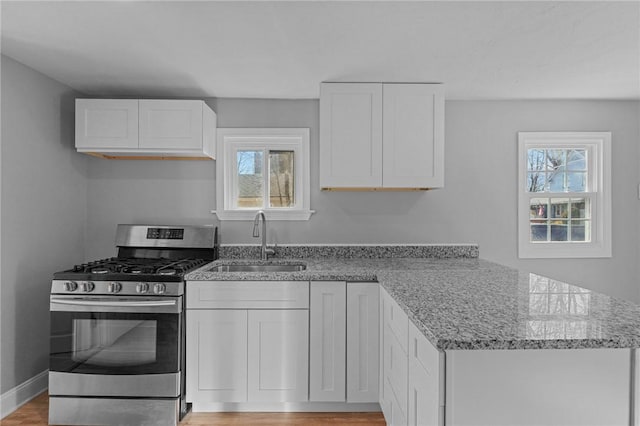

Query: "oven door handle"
left=50, top=297, right=182, bottom=314
left=52, top=299, right=176, bottom=307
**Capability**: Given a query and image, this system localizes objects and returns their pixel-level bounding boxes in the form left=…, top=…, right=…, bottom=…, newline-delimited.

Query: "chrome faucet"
left=252, top=210, right=274, bottom=260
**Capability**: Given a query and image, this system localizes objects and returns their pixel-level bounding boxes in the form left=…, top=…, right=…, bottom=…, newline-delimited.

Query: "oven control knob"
left=136, top=283, right=149, bottom=294
left=107, top=282, right=122, bottom=293
left=153, top=283, right=166, bottom=295
left=63, top=281, right=78, bottom=292
left=80, top=282, right=95, bottom=292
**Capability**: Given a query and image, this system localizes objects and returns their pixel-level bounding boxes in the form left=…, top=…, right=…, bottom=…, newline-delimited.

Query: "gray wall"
left=1, top=56, right=87, bottom=393
left=85, top=98, right=640, bottom=303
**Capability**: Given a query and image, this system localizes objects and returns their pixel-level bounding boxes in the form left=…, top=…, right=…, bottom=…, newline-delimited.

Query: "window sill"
left=211, top=210, right=315, bottom=221
left=518, top=241, right=612, bottom=259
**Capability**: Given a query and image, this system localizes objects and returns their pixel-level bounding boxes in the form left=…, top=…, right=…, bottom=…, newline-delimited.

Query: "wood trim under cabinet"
left=83, top=152, right=213, bottom=160
left=321, top=187, right=431, bottom=192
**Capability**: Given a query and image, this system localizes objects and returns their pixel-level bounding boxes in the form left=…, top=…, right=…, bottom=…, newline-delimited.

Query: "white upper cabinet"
left=139, top=100, right=204, bottom=151
left=319, top=83, right=383, bottom=188
left=382, top=84, right=444, bottom=188
left=75, top=99, right=216, bottom=159
left=319, top=82, right=444, bottom=190
left=75, top=99, right=139, bottom=150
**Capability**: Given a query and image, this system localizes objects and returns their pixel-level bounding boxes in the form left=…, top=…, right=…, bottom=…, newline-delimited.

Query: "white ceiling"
left=1, top=1, right=639, bottom=100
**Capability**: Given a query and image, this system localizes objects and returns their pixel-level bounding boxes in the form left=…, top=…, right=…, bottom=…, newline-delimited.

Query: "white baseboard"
left=1, top=370, right=48, bottom=418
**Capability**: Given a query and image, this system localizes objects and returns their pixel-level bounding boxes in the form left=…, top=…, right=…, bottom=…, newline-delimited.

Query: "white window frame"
left=214, top=128, right=313, bottom=221
left=518, top=132, right=611, bottom=258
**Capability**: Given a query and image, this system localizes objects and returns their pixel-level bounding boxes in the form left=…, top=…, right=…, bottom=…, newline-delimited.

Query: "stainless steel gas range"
left=48, top=224, right=217, bottom=426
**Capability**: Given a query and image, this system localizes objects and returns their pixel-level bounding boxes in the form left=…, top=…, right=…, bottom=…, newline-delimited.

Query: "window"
left=215, top=128, right=313, bottom=220
left=518, top=132, right=611, bottom=258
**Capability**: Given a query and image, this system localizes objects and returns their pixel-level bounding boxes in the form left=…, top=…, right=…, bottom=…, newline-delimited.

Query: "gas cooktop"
left=53, top=257, right=211, bottom=282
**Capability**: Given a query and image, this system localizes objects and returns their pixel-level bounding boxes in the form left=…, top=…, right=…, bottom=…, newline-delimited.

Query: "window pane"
left=546, top=149, right=566, bottom=171
left=566, top=149, right=586, bottom=171
left=236, top=150, right=263, bottom=208
left=549, top=199, right=569, bottom=219
left=527, top=172, right=546, bottom=192
left=548, top=171, right=566, bottom=191
left=566, top=172, right=586, bottom=192
left=530, top=198, right=548, bottom=242
left=570, top=198, right=588, bottom=219
left=269, top=150, right=295, bottom=208
left=527, top=149, right=589, bottom=193
left=550, top=221, right=568, bottom=241
left=530, top=198, right=548, bottom=219
left=571, top=220, right=589, bottom=242
left=527, top=149, right=546, bottom=171
left=237, top=150, right=262, bottom=175
left=531, top=222, right=548, bottom=241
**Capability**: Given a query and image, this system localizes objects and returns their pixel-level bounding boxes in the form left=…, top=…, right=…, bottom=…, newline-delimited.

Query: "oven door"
left=49, top=295, right=182, bottom=397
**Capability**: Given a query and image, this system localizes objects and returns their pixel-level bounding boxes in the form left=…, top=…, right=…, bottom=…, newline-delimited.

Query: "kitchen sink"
left=211, top=263, right=307, bottom=272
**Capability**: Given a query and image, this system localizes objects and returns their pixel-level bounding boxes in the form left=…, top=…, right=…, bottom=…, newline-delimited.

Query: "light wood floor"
left=1, top=393, right=387, bottom=425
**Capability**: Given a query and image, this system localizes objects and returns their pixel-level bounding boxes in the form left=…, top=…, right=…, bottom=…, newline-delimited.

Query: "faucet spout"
left=252, top=210, right=273, bottom=260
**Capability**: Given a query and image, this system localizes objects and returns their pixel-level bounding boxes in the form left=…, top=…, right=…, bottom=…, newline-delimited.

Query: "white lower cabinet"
left=380, top=287, right=442, bottom=426
left=186, top=310, right=248, bottom=402
left=186, top=309, right=308, bottom=407
left=346, top=283, right=380, bottom=403
left=309, top=281, right=380, bottom=404
left=407, top=321, right=441, bottom=426
left=187, top=280, right=380, bottom=411
left=247, top=310, right=309, bottom=402
left=186, top=281, right=309, bottom=410
left=309, top=281, right=347, bottom=401
left=381, top=288, right=409, bottom=426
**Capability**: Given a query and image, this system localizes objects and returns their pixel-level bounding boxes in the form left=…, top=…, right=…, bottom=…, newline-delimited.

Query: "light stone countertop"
left=186, top=250, right=640, bottom=351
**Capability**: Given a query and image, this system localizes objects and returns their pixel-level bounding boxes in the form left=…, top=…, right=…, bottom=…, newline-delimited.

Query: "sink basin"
left=212, top=264, right=306, bottom=273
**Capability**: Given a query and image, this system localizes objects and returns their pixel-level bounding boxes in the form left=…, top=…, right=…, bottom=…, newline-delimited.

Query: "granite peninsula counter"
left=185, top=245, right=640, bottom=424
left=186, top=250, right=640, bottom=351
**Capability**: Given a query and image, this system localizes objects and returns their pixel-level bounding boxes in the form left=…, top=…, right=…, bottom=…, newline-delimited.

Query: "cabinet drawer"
left=382, top=289, right=408, bottom=353
left=410, top=322, right=439, bottom=376
left=187, top=281, right=309, bottom=309
left=384, top=325, right=408, bottom=423
left=408, top=321, right=440, bottom=426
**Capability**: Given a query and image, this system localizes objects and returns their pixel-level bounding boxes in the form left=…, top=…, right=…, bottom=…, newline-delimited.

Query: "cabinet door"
left=186, top=310, right=248, bottom=404
left=75, top=99, right=138, bottom=149
left=407, top=322, right=441, bottom=426
left=139, top=99, right=203, bottom=150
left=382, top=84, right=444, bottom=188
left=310, top=281, right=346, bottom=401
left=247, top=310, right=309, bottom=402
left=346, top=282, right=379, bottom=403
left=319, top=83, right=383, bottom=188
